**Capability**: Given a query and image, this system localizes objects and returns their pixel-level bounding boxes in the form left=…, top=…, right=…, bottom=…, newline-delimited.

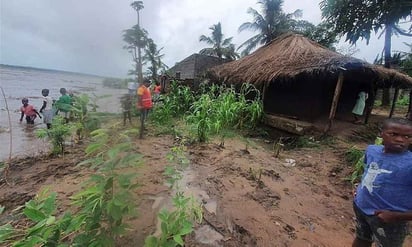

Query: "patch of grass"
left=344, top=146, right=365, bottom=184
left=349, top=123, right=380, bottom=143
left=284, top=136, right=320, bottom=149
left=344, top=146, right=364, bottom=164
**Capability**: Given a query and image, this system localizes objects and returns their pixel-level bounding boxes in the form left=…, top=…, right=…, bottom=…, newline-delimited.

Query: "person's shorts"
left=353, top=202, right=409, bottom=247
left=42, top=109, right=54, bottom=124
left=59, top=111, right=70, bottom=119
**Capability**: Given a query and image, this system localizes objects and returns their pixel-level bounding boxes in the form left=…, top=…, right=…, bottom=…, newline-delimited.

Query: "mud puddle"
left=148, top=167, right=222, bottom=245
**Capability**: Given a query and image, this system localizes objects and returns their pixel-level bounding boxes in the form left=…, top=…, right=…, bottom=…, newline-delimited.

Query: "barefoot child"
left=55, top=88, right=72, bottom=123
left=352, top=118, right=412, bottom=247
left=19, top=98, right=42, bottom=124
left=120, top=93, right=133, bottom=126
left=39, top=89, right=54, bottom=129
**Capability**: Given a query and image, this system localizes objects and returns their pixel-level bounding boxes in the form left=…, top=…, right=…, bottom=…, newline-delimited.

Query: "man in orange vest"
left=136, top=78, right=153, bottom=138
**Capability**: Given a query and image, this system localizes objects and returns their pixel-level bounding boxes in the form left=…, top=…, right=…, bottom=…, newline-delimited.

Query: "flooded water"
left=0, top=65, right=125, bottom=161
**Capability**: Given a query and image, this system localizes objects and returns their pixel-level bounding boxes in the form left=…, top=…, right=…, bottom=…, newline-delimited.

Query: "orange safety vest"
left=137, top=85, right=153, bottom=109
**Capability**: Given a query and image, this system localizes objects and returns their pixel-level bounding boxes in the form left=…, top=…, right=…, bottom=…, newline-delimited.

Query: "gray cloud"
left=0, top=0, right=410, bottom=77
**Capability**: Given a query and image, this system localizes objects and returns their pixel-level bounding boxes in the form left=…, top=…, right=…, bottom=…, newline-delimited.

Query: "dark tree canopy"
left=320, top=0, right=412, bottom=44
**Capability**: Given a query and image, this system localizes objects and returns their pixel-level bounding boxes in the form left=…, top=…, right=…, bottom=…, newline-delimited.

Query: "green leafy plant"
left=345, top=137, right=382, bottom=184
left=71, top=128, right=142, bottom=246
left=2, top=127, right=144, bottom=246
left=36, top=116, right=75, bottom=154
left=396, top=93, right=410, bottom=107
left=344, top=146, right=365, bottom=184
left=187, top=83, right=263, bottom=142
left=145, top=146, right=202, bottom=247
left=187, top=94, right=214, bottom=142
left=0, top=190, right=77, bottom=247
left=71, top=94, right=101, bottom=140
left=151, top=81, right=195, bottom=125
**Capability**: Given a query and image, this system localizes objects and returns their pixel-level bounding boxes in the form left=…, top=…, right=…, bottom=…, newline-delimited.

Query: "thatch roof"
left=210, top=33, right=412, bottom=88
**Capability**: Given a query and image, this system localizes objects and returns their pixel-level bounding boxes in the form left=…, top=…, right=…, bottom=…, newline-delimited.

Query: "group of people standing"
left=122, top=78, right=161, bottom=138
left=19, top=88, right=73, bottom=128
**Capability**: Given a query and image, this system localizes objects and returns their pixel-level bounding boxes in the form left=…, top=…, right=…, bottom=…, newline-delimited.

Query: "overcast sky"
left=1, top=0, right=410, bottom=78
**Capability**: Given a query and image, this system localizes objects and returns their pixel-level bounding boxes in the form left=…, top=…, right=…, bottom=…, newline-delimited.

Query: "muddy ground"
left=1, top=120, right=411, bottom=247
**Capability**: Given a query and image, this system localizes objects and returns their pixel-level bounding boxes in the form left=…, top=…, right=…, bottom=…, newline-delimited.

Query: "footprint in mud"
left=261, top=169, right=282, bottom=181
left=246, top=186, right=281, bottom=209
left=283, top=224, right=297, bottom=240
left=230, top=223, right=257, bottom=246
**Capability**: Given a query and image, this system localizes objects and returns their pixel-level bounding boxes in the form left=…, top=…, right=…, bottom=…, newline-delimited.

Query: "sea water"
left=0, top=64, right=124, bottom=161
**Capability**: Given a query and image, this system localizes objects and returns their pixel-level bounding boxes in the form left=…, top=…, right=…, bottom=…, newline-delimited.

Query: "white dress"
left=352, top=91, right=368, bottom=116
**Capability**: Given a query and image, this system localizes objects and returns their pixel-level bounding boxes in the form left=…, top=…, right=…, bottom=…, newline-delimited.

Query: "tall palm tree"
left=131, top=1, right=144, bottom=25
left=143, top=39, right=168, bottom=81
left=238, top=0, right=301, bottom=56
left=130, top=1, right=144, bottom=84
left=123, top=25, right=148, bottom=78
left=199, top=22, right=239, bottom=60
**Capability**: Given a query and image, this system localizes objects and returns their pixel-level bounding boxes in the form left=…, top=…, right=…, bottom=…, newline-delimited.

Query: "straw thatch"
left=210, top=33, right=412, bottom=88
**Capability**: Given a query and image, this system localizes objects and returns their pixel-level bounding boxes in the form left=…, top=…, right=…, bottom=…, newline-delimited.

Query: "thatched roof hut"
left=209, top=33, right=412, bottom=133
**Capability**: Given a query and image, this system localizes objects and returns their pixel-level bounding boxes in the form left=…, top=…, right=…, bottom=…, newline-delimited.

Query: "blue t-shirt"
left=354, top=145, right=412, bottom=215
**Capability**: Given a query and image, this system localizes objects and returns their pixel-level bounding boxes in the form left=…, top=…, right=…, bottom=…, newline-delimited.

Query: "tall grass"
left=187, top=83, right=263, bottom=142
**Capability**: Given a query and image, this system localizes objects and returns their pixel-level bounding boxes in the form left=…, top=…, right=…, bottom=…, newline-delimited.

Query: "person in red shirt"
left=136, top=78, right=153, bottom=138
left=153, top=81, right=161, bottom=103
left=19, top=98, right=41, bottom=124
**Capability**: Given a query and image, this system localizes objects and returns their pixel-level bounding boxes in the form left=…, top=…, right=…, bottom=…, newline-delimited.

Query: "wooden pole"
left=389, top=87, right=399, bottom=118
left=324, top=72, right=344, bottom=133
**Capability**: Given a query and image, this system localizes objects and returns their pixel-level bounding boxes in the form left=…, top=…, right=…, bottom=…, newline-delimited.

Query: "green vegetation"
left=344, top=146, right=365, bottom=184
left=151, top=81, right=195, bottom=125
left=236, top=0, right=337, bottom=56
left=36, top=94, right=101, bottom=155
left=345, top=137, right=382, bottom=184
left=36, top=116, right=75, bottom=154
left=153, top=82, right=263, bottom=143
left=72, top=128, right=141, bottom=246
left=199, top=22, right=239, bottom=60
left=186, top=83, right=263, bottom=142
left=1, top=128, right=142, bottom=246
left=0, top=190, right=75, bottom=247
left=396, top=92, right=410, bottom=107
left=145, top=146, right=202, bottom=247
left=71, top=93, right=102, bottom=140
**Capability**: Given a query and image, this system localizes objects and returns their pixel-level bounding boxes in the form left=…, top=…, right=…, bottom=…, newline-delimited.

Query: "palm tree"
left=123, top=25, right=148, bottom=79
left=238, top=0, right=301, bottom=56
left=144, top=39, right=168, bottom=81
left=199, top=22, right=239, bottom=60
left=130, top=1, right=144, bottom=84
left=131, top=1, right=144, bottom=25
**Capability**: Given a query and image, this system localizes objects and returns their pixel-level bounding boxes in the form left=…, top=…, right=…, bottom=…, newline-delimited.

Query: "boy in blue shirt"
left=353, top=118, right=412, bottom=247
